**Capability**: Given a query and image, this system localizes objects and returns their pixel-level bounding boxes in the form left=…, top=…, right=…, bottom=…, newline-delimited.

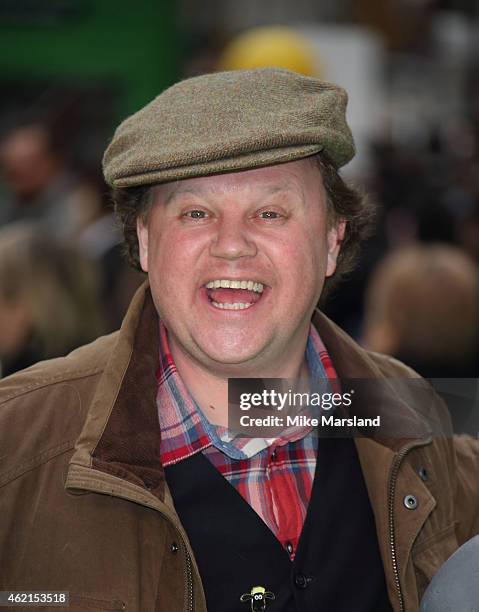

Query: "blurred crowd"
left=326, top=126, right=479, bottom=379
left=323, top=130, right=479, bottom=379
left=0, top=118, right=143, bottom=377
left=1, top=14, right=478, bottom=379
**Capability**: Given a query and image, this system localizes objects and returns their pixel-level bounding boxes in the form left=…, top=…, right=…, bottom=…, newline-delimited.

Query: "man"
left=0, top=69, right=478, bottom=612
left=0, top=121, right=101, bottom=239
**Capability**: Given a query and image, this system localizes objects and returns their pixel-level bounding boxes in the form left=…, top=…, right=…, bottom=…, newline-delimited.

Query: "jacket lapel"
left=67, top=282, right=166, bottom=502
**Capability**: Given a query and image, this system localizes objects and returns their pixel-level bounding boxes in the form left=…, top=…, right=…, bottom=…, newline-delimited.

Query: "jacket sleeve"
left=453, top=435, right=479, bottom=545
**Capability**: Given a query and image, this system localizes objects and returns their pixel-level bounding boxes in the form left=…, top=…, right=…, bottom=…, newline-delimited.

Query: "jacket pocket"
left=69, top=594, right=126, bottom=610
left=412, top=523, right=458, bottom=600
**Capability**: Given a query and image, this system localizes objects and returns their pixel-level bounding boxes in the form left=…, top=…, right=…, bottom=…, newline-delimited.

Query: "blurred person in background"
left=0, top=118, right=143, bottom=330
left=0, top=119, right=102, bottom=240
left=77, top=193, right=144, bottom=332
left=363, top=244, right=479, bottom=377
left=0, top=222, right=105, bottom=377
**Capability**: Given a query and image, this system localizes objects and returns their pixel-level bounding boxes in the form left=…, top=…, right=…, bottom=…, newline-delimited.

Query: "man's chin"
left=200, top=349, right=264, bottom=368
left=193, top=342, right=272, bottom=374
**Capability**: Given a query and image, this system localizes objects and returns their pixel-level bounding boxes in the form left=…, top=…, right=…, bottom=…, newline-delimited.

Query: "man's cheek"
left=153, top=236, right=184, bottom=269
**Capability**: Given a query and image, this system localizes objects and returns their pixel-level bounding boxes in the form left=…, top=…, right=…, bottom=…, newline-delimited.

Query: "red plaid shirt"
left=157, top=322, right=337, bottom=560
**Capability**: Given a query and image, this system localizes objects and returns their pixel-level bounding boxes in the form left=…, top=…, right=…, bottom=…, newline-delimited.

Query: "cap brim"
left=111, top=144, right=324, bottom=188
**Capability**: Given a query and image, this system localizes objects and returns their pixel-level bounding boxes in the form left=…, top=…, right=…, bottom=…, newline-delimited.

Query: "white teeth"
left=205, top=279, right=264, bottom=293
left=211, top=301, right=253, bottom=310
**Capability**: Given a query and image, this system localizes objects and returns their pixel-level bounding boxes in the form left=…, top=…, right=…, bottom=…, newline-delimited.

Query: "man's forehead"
left=153, top=158, right=321, bottom=203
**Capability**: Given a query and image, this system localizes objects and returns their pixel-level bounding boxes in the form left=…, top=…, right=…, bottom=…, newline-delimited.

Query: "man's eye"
left=259, top=210, right=281, bottom=219
left=184, top=210, right=208, bottom=219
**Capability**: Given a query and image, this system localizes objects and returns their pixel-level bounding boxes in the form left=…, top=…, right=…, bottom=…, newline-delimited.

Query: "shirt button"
left=294, top=573, right=309, bottom=589
left=286, top=542, right=294, bottom=555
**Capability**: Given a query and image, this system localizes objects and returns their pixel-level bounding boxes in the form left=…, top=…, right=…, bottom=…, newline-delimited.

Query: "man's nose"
left=209, top=217, right=257, bottom=260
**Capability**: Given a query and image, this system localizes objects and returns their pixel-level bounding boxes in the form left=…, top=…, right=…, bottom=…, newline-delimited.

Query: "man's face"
left=137, top=159, right=344, bottom=375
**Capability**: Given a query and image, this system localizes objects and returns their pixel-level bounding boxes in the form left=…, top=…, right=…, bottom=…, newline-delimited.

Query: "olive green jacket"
left=1, top=283, right=478, bottom=611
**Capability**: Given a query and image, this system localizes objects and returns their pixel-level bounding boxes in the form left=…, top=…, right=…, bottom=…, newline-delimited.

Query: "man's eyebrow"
left=261, top=184, right=299, bottom=196
left=161, top=186, right=197, bottom=206
left=258, top=183, right=306, bottom=202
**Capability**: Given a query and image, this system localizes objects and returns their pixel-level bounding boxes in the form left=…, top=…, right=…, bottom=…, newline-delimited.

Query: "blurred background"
left=0, top=0, right=478, bottom=378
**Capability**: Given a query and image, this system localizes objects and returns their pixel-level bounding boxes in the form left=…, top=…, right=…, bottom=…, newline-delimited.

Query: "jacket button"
left=294, top=573, right=309, bottom=589
left=418, top=467, right=428, bottom=481
left=404, top=494, right=418, bottom=510
left=171, top=542, right=179, bottom=553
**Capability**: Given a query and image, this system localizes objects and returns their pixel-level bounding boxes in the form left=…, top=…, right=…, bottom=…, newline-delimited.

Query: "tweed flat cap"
left=103, top=68, right=355, bottom=188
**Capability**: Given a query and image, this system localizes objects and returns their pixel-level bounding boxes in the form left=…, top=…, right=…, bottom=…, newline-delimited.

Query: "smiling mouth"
left=204, top=279, right=265, bottom=310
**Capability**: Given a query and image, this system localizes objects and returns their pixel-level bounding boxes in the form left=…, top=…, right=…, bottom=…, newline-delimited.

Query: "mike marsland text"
left=239, top=414, right=381, bottom=428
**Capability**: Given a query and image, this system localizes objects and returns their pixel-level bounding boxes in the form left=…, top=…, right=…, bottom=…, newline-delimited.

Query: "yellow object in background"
left=218, top=26, right=319, bottom=77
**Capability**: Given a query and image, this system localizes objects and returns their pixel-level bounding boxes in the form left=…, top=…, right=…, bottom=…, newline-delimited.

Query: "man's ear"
left=137, top=216, right=149, bottom=273
left=326, top=219, right=346, bottom=278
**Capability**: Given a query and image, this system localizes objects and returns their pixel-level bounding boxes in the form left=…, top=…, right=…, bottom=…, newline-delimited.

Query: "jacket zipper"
left=156, top=511, right=194, bottom=612
left=183, top=536, right=194, bottom=612
left=388, top=437, right=432, bottom=612
left=137, top=504, right=194, bottom=611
